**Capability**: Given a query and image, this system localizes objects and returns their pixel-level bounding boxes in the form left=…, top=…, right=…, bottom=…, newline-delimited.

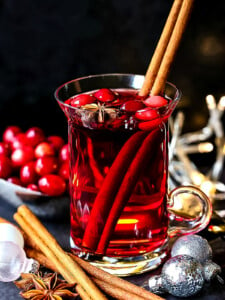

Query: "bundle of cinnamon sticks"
left=13, top=205, right=164, bottom=300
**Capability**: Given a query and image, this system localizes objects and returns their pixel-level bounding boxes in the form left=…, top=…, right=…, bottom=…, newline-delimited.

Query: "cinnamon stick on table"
left=25, top=248, right=164, bottom=300
left=14, top=205, right=107, bottom=300
left=11, top=206, right=164, bottom=300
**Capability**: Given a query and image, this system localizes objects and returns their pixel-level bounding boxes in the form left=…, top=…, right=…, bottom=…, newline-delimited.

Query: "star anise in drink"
left=14, top=272, right=78, bottom=299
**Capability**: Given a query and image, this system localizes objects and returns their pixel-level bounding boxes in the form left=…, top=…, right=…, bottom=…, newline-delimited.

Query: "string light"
left=169, top=94, right=225, bottom=205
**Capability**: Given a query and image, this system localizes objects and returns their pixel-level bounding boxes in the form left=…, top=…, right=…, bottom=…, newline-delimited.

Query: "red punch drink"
left=55, top=74, right=181, bottom=275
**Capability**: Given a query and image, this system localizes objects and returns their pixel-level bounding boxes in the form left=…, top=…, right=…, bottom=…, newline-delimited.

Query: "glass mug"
left=55, top=74, right=212, bottom=276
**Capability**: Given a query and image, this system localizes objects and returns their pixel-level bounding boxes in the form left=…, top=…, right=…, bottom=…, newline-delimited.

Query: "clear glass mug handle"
left=167, top=185, right=212, bottom=238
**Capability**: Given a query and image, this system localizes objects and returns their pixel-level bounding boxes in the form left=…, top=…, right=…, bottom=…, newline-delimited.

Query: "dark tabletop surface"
left=1, top=193, right=225, bottom=300
left=0, top=0, right=224, bottom=299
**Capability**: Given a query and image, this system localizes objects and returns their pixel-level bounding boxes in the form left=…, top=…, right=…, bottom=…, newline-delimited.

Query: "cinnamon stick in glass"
left=139, top=0, right=194, bottom=97
left=139, top=0, right=183, bottom=97
left=150, top=0, right=194, bottom=96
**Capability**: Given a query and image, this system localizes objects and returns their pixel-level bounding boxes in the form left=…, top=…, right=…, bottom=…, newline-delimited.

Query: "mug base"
left=70, top=237, right=169, bottom=277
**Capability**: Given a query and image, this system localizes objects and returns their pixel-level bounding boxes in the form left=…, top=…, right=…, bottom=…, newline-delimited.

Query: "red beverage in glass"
left=68, top=89, right=169, bottom=257
left=55, top=74, right=186, bottom=275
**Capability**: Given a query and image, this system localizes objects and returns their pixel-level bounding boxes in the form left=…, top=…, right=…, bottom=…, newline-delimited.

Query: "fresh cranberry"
left=0, top=155, right=12, bottom=179
left=35, top=157, right=58, bottom=176
left=25, top=127, right=45, bottom=147
left=58, top=162, right=69, bottom=181
left=3, top=126, right=22, bottom=144
left=0, top=142, right=11, bottom=156
left=120, top=100, right=145, bottom=112
left=47, top=136, right=65, bottom=152
left=7, top=176, right=22, bottom=186
left=11, top=133, right=29, bottom=150
left=135, top=108, right=159, bottom=121
left=20, top=161, right=38, bottom=185
left=38, top=174, right=66, bottom=196
left=34, top=142, right=55, bottom=158
left=144, top=95, right=168, bottom=108
left=59, top=144, right=69, bottom=162
left=64, top=99, right=71, bottom=105
left=27, top=183, right=40, bottom=192
left=70, top=94, right=95, bottom=107
left=94, top=88, right=116, bottom=102
left=11, top=146, right=34, bottom=168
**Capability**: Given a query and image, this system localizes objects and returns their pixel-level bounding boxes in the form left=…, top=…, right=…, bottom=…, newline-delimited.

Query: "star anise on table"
left=14, top=272, right=78, bottom=300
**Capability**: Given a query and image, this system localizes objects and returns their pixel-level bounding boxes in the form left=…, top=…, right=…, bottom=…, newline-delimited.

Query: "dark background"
left=0, top=0, right=224, bottom=140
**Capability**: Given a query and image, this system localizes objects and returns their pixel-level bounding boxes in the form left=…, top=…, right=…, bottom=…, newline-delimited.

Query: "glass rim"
left=54, top=73, right=181, bottom=112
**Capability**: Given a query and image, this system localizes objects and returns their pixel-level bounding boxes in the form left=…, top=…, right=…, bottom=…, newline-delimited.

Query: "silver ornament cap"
left=148, top=275, right=165, bottom=294
left=203, top=260, right=222, bottom=282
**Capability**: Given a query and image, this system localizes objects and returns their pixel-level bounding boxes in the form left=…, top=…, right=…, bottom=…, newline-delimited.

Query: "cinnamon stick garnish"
left=82, top=131, right=147, bottom=250
left=140, top=0, right=194, bottom=97
left=139, top=0, right=183, bottom=97
left=151, top=0, right=194, bottom=95
left=97, top=128, right=162, bottom=253
left=14, top=205, right=107, bottom=300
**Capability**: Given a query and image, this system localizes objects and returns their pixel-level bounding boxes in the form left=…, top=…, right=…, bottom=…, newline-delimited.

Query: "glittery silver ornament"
left=161, top=255, right=205, bottom=297
left=171, top=234, right=212, bottom=263
left=149, top=234, right=224, bottom=297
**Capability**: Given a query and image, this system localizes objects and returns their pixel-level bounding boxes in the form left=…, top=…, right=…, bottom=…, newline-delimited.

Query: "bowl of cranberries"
left=0, top=126, right=70, bottom=218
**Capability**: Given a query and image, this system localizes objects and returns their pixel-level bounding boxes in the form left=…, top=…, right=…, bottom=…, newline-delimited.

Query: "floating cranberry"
left=20, top=161, right=38, bottom=185
left=35, top=156, right=58, bottom=176
left=58, top=162, right=69, bottom=181
left=0, top=142, right=11, bottom=156
left=34, top=142, right=55, bottom=158
left=0, top=155, right=12, bottom=179
left=3, top=126, right=22, bottom=144
left=144, top=95, right=168, bottom=108
left=7, top=176, right=22, bottom=186
left=11, top=133, right=29, bottom=150
left=70, top=94, right=95, bottom=107
left=59, top=144, right=69, bottom=162
left=25, top=127, right=45, bottom=147
left=120, top=100, right=145, bottom=112
left=27, top=183, right=39, bottom=192
left=11, top=146, right=34, bottom=167
left=138, top=115, right=169, bottom=131
left=38, top=174, right=66, bottom=196
left=94, top=88, right=116, bottom=102
left=64, top=99, right=71, bottom=105
left=47, top=136, right=65, bottom=152
left=135, top=107, right=159, bottom=121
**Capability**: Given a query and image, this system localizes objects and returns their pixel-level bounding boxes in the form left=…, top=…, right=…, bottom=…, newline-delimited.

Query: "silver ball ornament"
left=161, top=255, right=205, bottom=297
left=171, top=234, right=212, bottom=264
